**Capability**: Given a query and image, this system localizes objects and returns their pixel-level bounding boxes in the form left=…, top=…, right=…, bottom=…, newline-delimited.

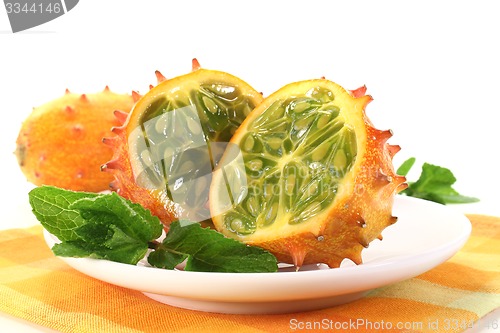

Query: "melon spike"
left=132, top=91, right=142, bottom=103
left=286, top=243, right=308, bottom=269
left=111, top=125, right=126, bottom=134
left=395, top=175, right=408, bottom=189
left=113, top=110, right=129, bottom=124
left=102, top=136, right=120, bottom=147
left=348, top=251, right=363, bottom=265
left=155, top=70, right=167, bottom=83
left=192, top=58, right=201, bottom=71
left=350, top=85, right=367, bottom=98
left=397, top=182, right=409, bottom=192
left=375, top=168, right=392, bottom=186
left=371, top=128, right=393, bottom=144
left=387, top=144, right=401, bottom=158
left=356, top=93, right=373, bottom=109
left=101, top=159, right=121, bottom=171
left=359, top=238, right=369, bottom=248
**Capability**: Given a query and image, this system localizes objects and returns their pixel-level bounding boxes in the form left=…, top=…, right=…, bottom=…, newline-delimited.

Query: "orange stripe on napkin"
left=417, top=262, right=500, bottom=292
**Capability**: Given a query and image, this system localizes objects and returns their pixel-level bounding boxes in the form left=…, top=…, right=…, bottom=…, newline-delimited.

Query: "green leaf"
left=403, top=162, right=479, bottom=204
left=29, top=186, right=163, bottom=264
left=29, top=186, right=278, bottom=273
left=28, top=186, right=99, bottom=241
left=52, top=224, right=151, bottom=264
left=69, top=193, right=163, bottom=244
left=396, top=157, right=416, bottom=176
left=149, top=221, right=278, bottom=273
left=147, top=248, right=188, bottom=269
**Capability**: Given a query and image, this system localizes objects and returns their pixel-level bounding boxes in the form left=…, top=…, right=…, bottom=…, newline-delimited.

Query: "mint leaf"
left=148, top=221, right=278, bottom=273
left=148, top=247, right=188, bottom=270
left=29, top=186, right=278, bottom=272
left=52, top=224, right=153, bottom=264
left=400, top=162, right=479, bottom=204
left=69, top=193, right=163, bottom=244
left=29, top=186, right=163, bottom=264
left=29, top=186, right=99, bottom=241
left=396, top=157, right=416, bottom=176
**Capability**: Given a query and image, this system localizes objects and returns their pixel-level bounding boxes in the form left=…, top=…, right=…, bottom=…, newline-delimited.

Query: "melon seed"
left=246, top=196, right=259, bottom=216
left=333, top=149, right=347, bottom=170
left=292, top=101, right=311, bottom=113
left=187, top=116, right=202, bottom=135
left=266, top=101, right=286, bottom=121
left=267, top=137, right=282, bottom=150
left=311, top=142, right=329, bottom=161
left=316, top=113, right=330, bottom=129
left=203, top=96, right=218, bottom=114
left=294, top=117, right=313, bottom=131
left=300, top=202, right=321, bottom=219
left=248, top=158, right=263, bottom=171
left=306, top=181, right=319, bottom=197
left=243, top=134, right=255, bottom=152
left=230, top=218, right=244, bottom=232
left=154, top=114, right=168, bottom=134
left=285, top=173, right=296, bottom=196
left=265, top=201, right=279, bottom=222
left=140, top=150, right=153, bottom=167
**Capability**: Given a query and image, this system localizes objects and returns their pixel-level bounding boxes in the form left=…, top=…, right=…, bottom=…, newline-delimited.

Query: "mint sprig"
left=397, top=158, right=479, bottom=204
left=29, top=186, right=163, bottom=264
left=29, top=186, right=278, bottom=273
left=28, top=186, right=100, bottom=242
left=148, top=221, right=278, bottom=273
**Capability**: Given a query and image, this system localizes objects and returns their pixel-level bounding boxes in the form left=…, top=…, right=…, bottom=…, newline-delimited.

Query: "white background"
left=0, top=1, right=498, bottom=332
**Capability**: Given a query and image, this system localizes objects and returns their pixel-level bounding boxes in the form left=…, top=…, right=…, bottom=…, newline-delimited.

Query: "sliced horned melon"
left=209, top=80, right=406, bottom=268
left=103, top=60, right=263, bottom=227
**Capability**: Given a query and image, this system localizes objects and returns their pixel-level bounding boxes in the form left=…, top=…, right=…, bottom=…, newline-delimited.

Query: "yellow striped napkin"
left=0, top=214, right=499, bottom=333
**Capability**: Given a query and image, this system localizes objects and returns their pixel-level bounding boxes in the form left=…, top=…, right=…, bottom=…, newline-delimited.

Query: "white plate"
left=43, top=196, right=471, bottom=314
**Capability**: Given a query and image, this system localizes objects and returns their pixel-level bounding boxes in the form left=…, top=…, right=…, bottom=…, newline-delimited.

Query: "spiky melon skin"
left=102, top=118, right=179, bottom=226
left=15, top=89, right=135, bottom=192
left=210, top=81, right=407, bottom=268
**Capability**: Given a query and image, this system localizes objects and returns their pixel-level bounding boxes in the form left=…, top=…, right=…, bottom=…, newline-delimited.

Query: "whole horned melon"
left=16, top=88, right=136, bottom=192
left=209, top=80, right=407, bottom=268
left=102, top=59, right=264, bottom=227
